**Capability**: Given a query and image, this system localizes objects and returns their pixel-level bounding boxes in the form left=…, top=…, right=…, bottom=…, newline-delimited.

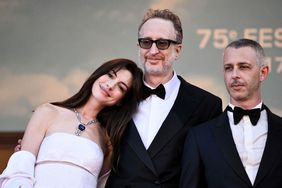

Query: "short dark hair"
left=225, top=38, right=266, bottom=66
left=138, top=9, right=183, bottom=44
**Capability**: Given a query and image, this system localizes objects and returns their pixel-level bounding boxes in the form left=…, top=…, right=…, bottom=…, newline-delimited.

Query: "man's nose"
left=231, top=68, right=240, bottom=78
left=149, top=43, right=160, bottom=54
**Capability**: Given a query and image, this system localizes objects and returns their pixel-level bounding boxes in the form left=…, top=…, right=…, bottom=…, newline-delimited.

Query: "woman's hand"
left=14, top=139, right=22, bottom=152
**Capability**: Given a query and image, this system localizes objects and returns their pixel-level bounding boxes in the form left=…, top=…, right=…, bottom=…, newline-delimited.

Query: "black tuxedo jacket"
left=106, top=76, right=222, bottom=188
left=180, top=106, right=282, bottom=188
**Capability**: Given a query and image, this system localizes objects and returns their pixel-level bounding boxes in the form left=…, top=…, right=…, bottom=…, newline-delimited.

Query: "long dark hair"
left=52, top=58, right=143, bottom=165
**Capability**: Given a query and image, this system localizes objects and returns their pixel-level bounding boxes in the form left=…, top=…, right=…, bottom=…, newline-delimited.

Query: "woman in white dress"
left=0, top=58, right=143, bottom=188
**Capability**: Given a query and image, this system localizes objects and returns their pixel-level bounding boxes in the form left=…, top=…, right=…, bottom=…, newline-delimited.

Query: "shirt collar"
left=143, top=71, right=180, bottom=100
left=228, top=101, right=263, bottom=110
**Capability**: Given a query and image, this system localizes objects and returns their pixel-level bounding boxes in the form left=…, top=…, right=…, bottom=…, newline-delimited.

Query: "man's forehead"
left=139, top=18, right=176, bottom=38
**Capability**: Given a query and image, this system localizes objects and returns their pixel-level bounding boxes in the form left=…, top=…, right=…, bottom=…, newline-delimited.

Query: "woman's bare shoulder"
left=34, top=103, right=63, bottom=115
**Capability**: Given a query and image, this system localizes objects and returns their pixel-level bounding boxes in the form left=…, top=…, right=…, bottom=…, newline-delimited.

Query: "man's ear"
left=260, top=65, right=269, bottom=81
left=174, top=44, right=182, bottom=60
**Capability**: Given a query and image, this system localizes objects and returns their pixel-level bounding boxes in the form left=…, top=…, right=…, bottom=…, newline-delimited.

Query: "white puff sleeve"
left=0, top=150, right=36, bottom=188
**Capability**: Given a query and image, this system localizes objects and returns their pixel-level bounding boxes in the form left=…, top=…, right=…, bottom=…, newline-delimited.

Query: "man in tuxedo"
left=106, top=9, right=222, bottom=188
left=180, top=38, right=282, bottom=188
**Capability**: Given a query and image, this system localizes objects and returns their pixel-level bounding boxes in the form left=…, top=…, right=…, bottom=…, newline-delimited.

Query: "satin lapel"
left=213, top=111, right=252, bottom=186
left=254, top=108, right=282, bottom=186
left=126, top=120, right=158, bottom=176
left=148, top=78, right=202, bottom=157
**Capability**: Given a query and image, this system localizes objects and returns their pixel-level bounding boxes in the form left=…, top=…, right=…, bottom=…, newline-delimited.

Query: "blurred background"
left=0, top=0, right=281, bottom=130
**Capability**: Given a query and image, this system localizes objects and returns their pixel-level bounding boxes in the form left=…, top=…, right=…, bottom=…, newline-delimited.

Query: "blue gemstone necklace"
left=73, top=108, right=98, bottom=136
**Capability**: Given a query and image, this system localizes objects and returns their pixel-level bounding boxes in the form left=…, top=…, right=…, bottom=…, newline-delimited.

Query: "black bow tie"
left=227, top=105, right=264, bottom=126
left=142, top=84, right=166, bottom=100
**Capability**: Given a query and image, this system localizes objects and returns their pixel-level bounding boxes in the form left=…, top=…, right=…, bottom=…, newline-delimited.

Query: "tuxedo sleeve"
left=207, top=96, right=222, bottom=120
left=180, top=128, right=206, bottom=188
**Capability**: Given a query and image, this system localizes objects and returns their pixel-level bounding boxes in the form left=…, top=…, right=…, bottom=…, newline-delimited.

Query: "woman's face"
left=92, top=68, right=133, bottom=107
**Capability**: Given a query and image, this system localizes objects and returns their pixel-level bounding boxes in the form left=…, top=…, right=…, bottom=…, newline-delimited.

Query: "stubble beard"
left=142, top=55, right=175, bottom=77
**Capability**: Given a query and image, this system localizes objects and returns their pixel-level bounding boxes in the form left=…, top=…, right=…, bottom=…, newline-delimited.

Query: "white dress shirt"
left=133, top=72, right=180, bottom=149
left=227, top=102, right=268, bottom=185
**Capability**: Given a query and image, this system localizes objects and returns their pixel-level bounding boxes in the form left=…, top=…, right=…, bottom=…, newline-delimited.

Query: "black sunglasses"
left=138, top=38, right=179, bottom=50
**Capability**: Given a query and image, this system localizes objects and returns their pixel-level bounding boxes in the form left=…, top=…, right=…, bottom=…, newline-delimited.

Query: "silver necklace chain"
left=73, top=108, right=98, bottom=136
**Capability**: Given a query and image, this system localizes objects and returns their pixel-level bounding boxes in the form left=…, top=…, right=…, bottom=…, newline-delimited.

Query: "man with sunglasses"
left=106, top=9, right=222, bottom=188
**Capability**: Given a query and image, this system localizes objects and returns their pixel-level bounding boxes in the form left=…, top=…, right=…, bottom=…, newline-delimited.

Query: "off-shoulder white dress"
left=34, top=132, right=104, bottom=188
left=0, top=132, right=105, bottom=188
